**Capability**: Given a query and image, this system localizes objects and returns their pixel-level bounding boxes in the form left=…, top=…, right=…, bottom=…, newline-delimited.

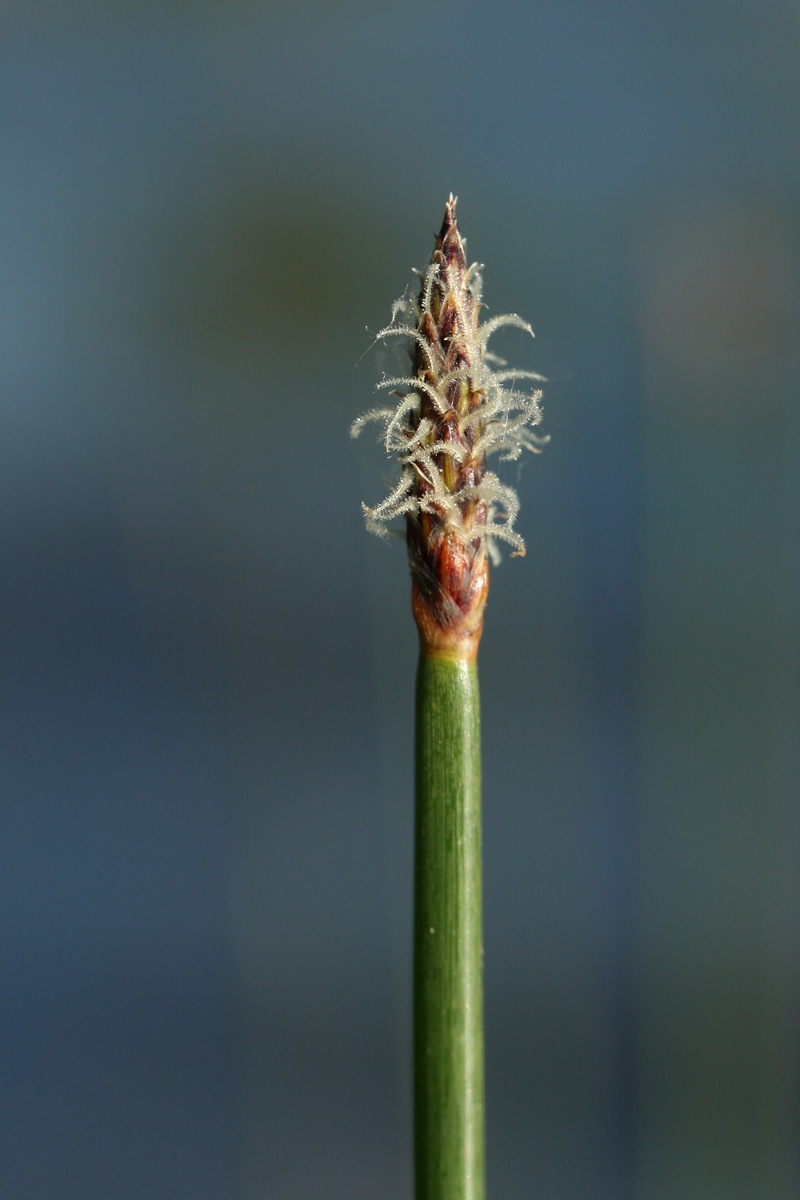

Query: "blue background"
left=2, top=2, right=798, bottom=1197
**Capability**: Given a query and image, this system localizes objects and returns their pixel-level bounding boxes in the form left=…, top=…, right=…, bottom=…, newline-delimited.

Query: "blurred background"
left=2, top=2, right=798, bottom=1197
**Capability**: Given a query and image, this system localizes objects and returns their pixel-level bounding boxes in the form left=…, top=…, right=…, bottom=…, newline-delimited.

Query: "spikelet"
left=352, top=196, right=546, bottom=657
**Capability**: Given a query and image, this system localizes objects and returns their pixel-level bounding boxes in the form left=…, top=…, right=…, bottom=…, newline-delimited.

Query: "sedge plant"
left=352, top=197, right=546, bottom=1200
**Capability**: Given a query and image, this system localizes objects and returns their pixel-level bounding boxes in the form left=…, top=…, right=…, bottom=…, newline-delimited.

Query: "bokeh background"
left=2, top=2, right=798, bottom=1198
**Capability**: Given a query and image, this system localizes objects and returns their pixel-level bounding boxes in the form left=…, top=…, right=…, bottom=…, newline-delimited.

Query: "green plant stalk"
left=414, top=652, right=484, bottom=1200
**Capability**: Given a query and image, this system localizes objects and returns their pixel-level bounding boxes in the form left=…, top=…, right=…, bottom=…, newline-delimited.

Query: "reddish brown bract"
left=406, top=200, right=490, bottom=654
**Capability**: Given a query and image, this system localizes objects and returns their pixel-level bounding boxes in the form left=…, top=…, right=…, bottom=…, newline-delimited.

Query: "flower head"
left=352, top=196, right=546, bottom=657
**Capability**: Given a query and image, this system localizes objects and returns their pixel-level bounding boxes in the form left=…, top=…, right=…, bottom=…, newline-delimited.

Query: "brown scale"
left=406, top=198, right=490, bottom=660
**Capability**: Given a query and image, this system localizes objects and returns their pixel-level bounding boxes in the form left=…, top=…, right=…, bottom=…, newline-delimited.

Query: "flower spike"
left=352, top=196, right=546, bottom=659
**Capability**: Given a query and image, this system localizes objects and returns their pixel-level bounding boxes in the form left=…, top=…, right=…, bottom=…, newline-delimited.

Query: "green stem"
left=414, top=653, right=485, bottom=1200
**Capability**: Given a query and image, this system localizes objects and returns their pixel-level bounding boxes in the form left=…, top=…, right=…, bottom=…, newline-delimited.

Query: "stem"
left=414, top=653, right=485, bottom=1200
